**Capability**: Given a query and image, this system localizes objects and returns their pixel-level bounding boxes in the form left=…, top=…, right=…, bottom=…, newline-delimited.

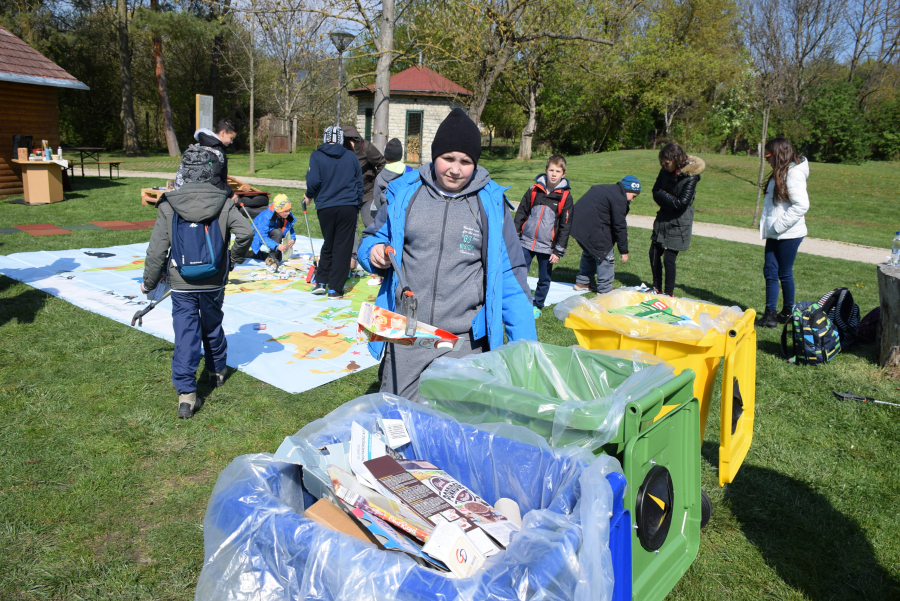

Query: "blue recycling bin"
left=195, top=394, right=632, bottom=601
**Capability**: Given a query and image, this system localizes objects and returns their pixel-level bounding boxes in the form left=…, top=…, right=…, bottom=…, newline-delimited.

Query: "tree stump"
left=877, top=264, right=900, bottom=377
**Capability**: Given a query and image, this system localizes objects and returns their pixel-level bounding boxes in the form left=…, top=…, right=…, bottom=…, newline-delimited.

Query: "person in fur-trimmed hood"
left=514, top=154, right=574, bottom=317
left=649, top=143, right=705, bottom=296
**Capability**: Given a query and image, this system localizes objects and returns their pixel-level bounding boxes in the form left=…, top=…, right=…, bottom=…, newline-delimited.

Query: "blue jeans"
left=171, top=289, right=227, bottom=394
left=576, top=249, right=615, bottom=294
left=523, top=248, right=553, bottom=308
left=764, top=237, right=803, bottom=312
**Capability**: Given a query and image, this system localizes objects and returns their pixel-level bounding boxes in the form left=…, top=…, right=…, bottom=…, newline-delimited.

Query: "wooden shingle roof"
left=0, top=26, right=88, bottom=90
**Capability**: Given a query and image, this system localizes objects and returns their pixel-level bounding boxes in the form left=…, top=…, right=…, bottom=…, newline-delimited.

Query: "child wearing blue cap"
left=570, top=176, right=641, bottom=294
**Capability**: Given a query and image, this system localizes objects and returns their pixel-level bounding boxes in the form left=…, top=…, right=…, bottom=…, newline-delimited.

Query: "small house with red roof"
left=0, top=26, right=88, bottom=198
left=349, top=65, right=471, bottom=164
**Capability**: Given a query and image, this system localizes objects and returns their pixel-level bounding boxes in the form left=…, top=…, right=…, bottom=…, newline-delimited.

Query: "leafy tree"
left=800, top=79, right=872, bottom=163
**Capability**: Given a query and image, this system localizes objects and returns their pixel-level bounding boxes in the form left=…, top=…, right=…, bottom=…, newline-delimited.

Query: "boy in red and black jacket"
left=514, top=154, right=574, bottom=318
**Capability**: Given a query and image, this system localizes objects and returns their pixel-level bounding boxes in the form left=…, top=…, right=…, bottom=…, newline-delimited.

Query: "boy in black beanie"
left=358, top=108, right=537, bottom=400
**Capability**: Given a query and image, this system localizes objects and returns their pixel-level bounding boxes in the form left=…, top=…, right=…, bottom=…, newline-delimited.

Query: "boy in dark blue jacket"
left=251, top=194, right=296, bottom=267
left=514, top=154, right=574, bottom=317
left=303, top=126, right=364, bottom=299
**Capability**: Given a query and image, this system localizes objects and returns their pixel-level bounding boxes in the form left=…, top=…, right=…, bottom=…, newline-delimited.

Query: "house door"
left=405, top=110, right=424, bottom=163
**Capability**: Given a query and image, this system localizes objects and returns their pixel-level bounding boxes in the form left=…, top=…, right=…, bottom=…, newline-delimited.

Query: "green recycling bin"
left=418, top=340, right=702, bottom=601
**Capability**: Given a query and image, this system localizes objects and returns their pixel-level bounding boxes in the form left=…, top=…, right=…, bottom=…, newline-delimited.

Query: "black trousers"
left=253, top=228, right=283, bottom=262
left=649, top=243, right=679, bottom=295
left=316, top=205, right=359, bottom=292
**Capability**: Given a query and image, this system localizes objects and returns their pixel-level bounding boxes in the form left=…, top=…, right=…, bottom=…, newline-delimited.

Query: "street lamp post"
left=330, top=29, right=356, bottom=126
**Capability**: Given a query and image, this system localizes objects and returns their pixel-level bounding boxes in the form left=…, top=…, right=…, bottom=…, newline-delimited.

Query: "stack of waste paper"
left=279, top=418, right=521, bottom=576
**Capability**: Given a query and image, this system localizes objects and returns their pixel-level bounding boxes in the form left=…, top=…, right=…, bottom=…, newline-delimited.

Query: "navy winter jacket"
left=305, top=143, right=364, bottom=210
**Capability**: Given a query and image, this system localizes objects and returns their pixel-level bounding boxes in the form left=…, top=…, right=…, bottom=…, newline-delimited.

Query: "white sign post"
left=196, top=94, right=214, bottom=131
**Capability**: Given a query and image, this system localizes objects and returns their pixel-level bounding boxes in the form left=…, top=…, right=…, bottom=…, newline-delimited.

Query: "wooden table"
left=11, top=159, right=68, bottom=204
left=61, top=147, right=106, bottom=176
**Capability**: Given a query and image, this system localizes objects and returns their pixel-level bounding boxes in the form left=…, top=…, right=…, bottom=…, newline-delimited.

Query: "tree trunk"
left=372, top=0, right=394, bottom=149
left=517, top=84, right=538, bottom=160
left=117, top=0, right=141, bottom=155
left=249, top=6, right=255, bottom=175
left=467, top=43, right=515, bottom=124
left=150, top=0, right=179, bottom=157
left=752, top=107, right=770, bottom=227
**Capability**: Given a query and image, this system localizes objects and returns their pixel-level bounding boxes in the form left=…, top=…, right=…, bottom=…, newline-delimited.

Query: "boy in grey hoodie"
left=142, top=148, right=253, bottom=418
left=359, top=109, right=537, bottom=400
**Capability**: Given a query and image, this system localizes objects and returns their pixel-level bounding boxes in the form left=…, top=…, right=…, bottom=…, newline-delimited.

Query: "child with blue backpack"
left=251, top=194, right=296, bottom=267
left=142, top=147, right=253, bottom=419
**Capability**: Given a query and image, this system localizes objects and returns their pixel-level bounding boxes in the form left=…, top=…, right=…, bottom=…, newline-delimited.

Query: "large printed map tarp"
left=0, top=242, right=583, bottom=394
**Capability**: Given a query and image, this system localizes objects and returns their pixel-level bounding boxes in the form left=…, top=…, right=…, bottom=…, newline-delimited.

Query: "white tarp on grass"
left=0, top=242, right=583, bottom=394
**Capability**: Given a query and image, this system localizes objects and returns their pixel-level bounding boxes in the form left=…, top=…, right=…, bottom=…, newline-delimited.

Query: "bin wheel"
left=701, top=490, right=712, bottom=529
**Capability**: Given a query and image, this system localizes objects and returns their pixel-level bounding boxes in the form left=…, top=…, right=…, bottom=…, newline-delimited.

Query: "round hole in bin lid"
left=635, top=465, right=674, bottom=551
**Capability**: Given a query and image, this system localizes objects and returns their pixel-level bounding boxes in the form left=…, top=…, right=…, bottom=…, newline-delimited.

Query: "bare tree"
left=149, top=0, right=179, bottom=156
left=117, top=0, right=141, bottom=155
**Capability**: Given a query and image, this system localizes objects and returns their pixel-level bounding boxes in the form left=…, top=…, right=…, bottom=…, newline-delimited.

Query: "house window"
left=364, top=108, right=372, bottom=141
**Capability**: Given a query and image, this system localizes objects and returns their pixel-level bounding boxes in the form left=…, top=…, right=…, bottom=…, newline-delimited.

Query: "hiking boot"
left=755, top=308, right=779, bottom=329
left=311, top=283, right=327, bottom=295
left=776, top=307, right=792, bottom=324
left=533, top=306, right=542, bottom=319
left=177, top=392, right=202, bottom=419
left=573, top=283, right=591, bottom=292
left=327, top=289, right=343, bottom=300
left=208, top=369, right=227, bottom=388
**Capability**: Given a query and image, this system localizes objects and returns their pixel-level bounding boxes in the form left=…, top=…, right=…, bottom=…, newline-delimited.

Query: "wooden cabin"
left=0, top=26, right=88, bottom=199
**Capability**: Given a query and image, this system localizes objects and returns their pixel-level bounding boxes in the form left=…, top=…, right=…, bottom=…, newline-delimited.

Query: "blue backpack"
left=169, top=209, right=225, bottom=280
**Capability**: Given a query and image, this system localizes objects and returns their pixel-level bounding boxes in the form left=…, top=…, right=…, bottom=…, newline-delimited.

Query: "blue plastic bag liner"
left=418, top=340, right=676, bottom=451
left=195, top=394, right=623, bottom=601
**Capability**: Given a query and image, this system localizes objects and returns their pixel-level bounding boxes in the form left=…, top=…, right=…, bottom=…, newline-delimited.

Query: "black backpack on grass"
left=817, top=287, right=861, bottom=349
left=780, top=301, right=841, bottom=365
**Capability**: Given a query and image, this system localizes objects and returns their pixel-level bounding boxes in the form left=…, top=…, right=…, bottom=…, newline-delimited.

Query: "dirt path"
left=117, top=170, right=307, bottom=190
left=625, top=214, right=886, bottom=264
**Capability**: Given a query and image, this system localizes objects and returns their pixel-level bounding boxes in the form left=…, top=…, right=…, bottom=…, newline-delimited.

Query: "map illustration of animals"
left=0, top=241, right=582, bottom=393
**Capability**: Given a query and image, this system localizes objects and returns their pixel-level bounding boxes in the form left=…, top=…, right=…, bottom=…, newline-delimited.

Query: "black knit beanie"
left=431, top=108, right=481, bottom=165
left=384, top=138, right=403, bottom=162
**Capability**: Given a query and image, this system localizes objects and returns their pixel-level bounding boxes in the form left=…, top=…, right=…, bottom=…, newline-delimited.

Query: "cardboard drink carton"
left=398, top=459, right=520, bottom=548
left=357, top=302, right=464, bottom=351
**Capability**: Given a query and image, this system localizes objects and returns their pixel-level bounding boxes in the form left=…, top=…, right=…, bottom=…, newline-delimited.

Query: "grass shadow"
left=65, top=178, right=133, bottom=200
left=725, top=464, right=900, bottom=600
left=676, top=283, right=747, bottom=309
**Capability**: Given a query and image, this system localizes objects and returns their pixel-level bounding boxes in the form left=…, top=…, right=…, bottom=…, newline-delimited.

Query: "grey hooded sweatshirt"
left=371, top=163, right=533, bottom=400
left=143, top=183, right=253, bottom=292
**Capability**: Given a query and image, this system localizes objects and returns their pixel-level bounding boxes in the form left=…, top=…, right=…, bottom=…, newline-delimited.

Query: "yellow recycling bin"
left=557, top=289, right=757, bottom=486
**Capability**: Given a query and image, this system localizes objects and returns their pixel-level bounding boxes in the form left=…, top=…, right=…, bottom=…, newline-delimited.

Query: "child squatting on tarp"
left=358, top=108, right=538, bottom=400
left=141, top=147, right=253, bottom=419
left=251, top=194, right=297, bottom=267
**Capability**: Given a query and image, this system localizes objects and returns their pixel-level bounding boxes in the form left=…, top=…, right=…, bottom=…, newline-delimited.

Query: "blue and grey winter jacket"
left=251, top=206, right=296, bottom=254
left=358, top=164, right=537, bottom=359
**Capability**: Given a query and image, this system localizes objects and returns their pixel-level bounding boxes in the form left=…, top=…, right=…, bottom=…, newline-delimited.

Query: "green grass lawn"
left=1, top=178, right=899, bottom=599
left=99, top=148, right=899, bottom=248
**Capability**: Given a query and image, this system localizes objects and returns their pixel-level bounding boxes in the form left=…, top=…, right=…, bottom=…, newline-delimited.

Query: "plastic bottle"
left=57, top=146, right=62, bottom=160
left=892, top=232, right=900, bottom=266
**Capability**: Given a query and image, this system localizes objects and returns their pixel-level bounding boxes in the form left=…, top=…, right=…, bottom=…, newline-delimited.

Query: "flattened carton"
left=357, top=302, right=463, bottom=351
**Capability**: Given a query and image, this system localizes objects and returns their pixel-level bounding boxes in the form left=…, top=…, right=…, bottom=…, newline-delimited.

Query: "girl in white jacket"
left=756, top=137, right=809, bottom=328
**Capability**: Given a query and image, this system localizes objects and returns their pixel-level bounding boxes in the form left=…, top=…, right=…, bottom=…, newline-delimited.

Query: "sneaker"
left=178, top=392, right=201, bottom=419
left=311, top=283, right=327, bottom=295
left=327, top=289, right=343, bottom=300
left=755, top=308, right=779, bottom=329
left=573, top=283, right=591, bottom=292
left=533, top=306, right=542, bottom=319
left=208, top=369, right=227, bottom=388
